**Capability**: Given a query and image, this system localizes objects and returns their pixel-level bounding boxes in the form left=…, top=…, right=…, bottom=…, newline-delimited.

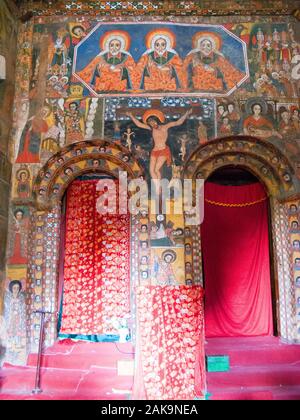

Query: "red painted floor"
left=206, top=336, right=300, bottom=400
left=0, top=341, right=135, bottom=400
left=0, top=336, right=300, bottom=400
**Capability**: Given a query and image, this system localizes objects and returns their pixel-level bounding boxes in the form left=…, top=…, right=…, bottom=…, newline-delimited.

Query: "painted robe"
left=78, top=52, right=136, bottom=92
left=16, top=116, right=49, bottom=164
left=138, top=51, right=184, bottom=91
left=243, top=115, right=274, bottom=140
left=184, top=52, right=244, bottom=92
left=8, top=217, right=28, bottom=265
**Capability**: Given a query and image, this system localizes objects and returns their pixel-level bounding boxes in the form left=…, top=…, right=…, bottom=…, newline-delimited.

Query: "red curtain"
left=133, top=286, right=206, bottom=400
left=201, top=182, right=273, bottom=338
left=60, top=179, right=130, bottom=335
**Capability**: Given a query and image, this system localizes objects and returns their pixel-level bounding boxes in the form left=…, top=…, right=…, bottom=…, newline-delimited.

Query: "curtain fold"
left=201, top=182, right=273, bottom=338
left=133, top=285, right=206, bottom=400
left=59, top=179, right=130, bottom=337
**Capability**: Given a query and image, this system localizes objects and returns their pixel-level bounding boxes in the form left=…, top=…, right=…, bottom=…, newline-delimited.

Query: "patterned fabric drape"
left=60, top=179, right=130, bottom=336
left=133, top=286, right=206, bottom=400
left=202, top=182, right=273, bottom=337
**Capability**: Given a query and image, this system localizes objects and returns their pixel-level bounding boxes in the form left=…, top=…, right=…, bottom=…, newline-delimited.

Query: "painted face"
left=164, top=255, right=173, bottom=263
left=185, top=244, right=191, bottom=252
left=148, top=118, right=158, bottom=129
left=73, top=27, right=84, bottom=37
left=20, top=172, right=28, bottom=181
left=41, top=106, right=51, bottom=119
left=199, top=39, right=213, bottom=56
left=15, top=211, right=23, bottom=221
left=12, top=284, right=20, bottom=297
left=69, top=103, right=78, bottom=111
left=281, top=111, right=289, bottom=120
left=253, top=104, right=262, bottom=116
left=154, top=38, right=167, bottom=56
left=109, top=39, right=121, bottom=56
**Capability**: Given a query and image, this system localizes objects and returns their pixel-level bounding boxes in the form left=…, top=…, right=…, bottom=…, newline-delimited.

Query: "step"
left=0, top=365, right=134, bottom=397
left=208, top=385, right=300, bottom=401
left=207, top=365, right=300, bottom=388
left=27, top=341, right=135, bottom=370
left=205, top=337, right=300, bottom=367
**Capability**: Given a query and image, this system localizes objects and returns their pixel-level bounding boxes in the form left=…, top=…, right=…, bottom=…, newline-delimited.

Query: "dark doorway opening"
left=202, top=166, right=278, bottom=337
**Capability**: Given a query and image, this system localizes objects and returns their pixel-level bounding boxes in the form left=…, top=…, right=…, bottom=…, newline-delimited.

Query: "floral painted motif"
left=60, top=179, right=130, bottom=335
left=134, top=285, right=206, bottom=400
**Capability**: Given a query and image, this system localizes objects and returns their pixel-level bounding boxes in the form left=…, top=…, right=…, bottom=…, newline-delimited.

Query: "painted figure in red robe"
left=243, top=101, right=282, bottom=140
left=8, top=209, right=28, bottom=265
left=16, top=105, right=51, bottom=164
left=184, top=32, right=245, bottom=93
left=137, top=29, right=184, bottom=91
left=77, top=30, right=136, bottom=92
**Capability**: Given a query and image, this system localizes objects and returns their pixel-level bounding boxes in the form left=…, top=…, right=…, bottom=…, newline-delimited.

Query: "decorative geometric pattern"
left=19, top=1, right=296, bottom=17
left=33, top=139, right=144, bottom=210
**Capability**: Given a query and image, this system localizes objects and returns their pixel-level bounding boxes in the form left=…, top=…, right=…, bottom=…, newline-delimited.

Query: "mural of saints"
left=137, top=29, right=184, bottom=91
left=65, top=100, right=86, bottom=143
left=7, top=209, right=29, bottom=265
left=184, top=32, right=245, bottom=93
left=48, top=28, right=71, bottom=77
left=15, top=167, right=31, bottom=199
left=4, top=281, right=26, bottom=365
left=151, top=250, right=178, bottom=286
left=77, top=30, right=136, bottom=92
left=243, top=98, right=282, bottom=141
left=16, top=105, right=52, bottom=164
left=74, top=23, right=247, bottom=96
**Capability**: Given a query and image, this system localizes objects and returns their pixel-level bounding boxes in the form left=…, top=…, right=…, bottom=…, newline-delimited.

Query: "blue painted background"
left=75, top=23, right=247, bottom=73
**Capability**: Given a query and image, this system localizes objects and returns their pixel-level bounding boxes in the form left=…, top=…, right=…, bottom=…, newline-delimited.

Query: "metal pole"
left=32, top=310, right=52, bottom=395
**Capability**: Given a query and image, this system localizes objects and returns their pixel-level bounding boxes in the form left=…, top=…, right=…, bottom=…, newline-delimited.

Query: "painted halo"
left=162, top=249, right=177, bottom=263
left=245, top=97, right=269, bottom=116
left=99, top=30, right=131, bottom=52
left=16, top=167, right=30, bottom=180
left=192, top=31, right=223, bottom=51
left=145, top=28, right=176, bottom=50
left=142, top=109, right=166, bottom=124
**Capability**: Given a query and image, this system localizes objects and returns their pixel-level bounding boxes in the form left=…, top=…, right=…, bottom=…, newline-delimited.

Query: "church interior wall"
left=1, top=0, right=300, bottom=365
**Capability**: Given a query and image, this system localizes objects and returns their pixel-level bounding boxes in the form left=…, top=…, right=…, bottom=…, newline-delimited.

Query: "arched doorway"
left=201, top=166, right=276, bottom=337
left=27, top=139, right=144, bottom=351
left=183, top=136, right=300, bottom=343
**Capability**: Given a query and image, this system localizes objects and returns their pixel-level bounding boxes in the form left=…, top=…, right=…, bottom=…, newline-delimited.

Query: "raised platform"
left=0, top=340, right=135, bottom=400
left=206, top=336, right=300, bottom=400
left=0, top=336, right=300, bottom=400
